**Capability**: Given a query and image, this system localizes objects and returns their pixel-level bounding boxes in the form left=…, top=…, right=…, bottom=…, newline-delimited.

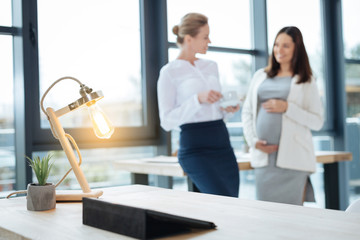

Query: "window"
left=25, top=0, right=162, bottom=190
left=167, top=0, right=251, bottom=49
left=0, top=0, right=12, bottom=27
left=0, top=35, right=15, bottom=196
left=37, top=0, right=142, bottom=129
left=32, top=0, right=157, bottom=146
left=342, top=0, right=360, bottom=205
left=342, top=0, right=360, bottom=60
left=343, top=0, right=360, bottom=118
left=346, top=64, right=360, bottom=117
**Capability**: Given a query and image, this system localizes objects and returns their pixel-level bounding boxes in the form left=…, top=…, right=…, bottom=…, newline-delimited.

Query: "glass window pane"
left=34, top=146, right=155, bottom=189
left=0, top=36, right=15, bottom=196
left=167, top=0, right=251, bottom=49
left=37, top=0, right=142, bottom=129
left=342, top=0, right=360, bottom=59
left=345, top=63, right=360, bottom=206
left=342, top=1, right=360, bottom=207
left=267, top=0, right=327, bottom=125
left=0, top=0, right=12, bottom=26
left=346, top=64, right=360, bottom=117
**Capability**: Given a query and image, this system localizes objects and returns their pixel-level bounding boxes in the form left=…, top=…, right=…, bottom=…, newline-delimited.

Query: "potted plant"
left=26, top=154, right=56, bottom=211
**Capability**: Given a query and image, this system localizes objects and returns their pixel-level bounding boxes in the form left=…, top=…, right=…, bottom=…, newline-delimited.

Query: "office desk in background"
left=0, top=185, right=359, bottom=240
left=114, top=151, right=352, bottom=210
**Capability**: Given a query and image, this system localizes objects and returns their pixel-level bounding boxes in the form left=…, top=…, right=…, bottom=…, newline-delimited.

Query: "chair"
left=345, top=198, right=360, bottom=213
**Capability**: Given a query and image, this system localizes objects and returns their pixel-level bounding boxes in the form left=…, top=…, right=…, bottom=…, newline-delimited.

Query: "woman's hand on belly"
left=255, top=140, right=279, bottom=154
left=262, top=99, right=288, bottom=113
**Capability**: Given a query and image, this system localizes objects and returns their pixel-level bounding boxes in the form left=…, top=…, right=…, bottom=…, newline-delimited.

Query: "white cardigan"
left=242, top=69, right=324, bottom=172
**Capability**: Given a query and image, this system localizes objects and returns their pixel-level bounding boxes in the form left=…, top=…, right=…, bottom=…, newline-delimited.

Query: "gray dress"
left=255, top=76, right=315, bottom=205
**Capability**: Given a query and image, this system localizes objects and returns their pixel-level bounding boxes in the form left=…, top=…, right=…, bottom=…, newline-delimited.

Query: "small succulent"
left=26, top=154, right=54, bottom=186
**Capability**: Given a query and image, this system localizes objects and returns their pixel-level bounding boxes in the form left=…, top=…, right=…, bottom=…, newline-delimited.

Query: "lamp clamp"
left=79, top=84, right=93, bottom=97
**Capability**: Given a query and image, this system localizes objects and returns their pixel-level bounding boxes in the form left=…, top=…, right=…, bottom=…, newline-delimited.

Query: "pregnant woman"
left=242, top=26, right=324, bottom=205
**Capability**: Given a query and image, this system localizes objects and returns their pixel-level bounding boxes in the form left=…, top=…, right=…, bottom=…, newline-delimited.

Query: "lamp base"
left=56, top=190, right=103, bottom=202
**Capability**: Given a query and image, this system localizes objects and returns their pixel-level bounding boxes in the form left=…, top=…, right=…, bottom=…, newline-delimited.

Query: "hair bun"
left=172, top=25, right=179, bottom=36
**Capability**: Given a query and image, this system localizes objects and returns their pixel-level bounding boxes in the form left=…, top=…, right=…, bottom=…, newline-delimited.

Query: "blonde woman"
left=157, top=13, right=240, bottom=197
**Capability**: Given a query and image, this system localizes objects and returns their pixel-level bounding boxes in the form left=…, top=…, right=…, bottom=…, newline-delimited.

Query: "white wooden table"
left=114, top=151, right=352, bottom=176
left=0, top=185, right=359, bottom=240
left=114, top=151, right=352, bottom=210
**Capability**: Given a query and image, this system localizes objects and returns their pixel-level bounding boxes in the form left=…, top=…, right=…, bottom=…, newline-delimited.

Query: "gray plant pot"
left=27, top=183, right=56, bottom=211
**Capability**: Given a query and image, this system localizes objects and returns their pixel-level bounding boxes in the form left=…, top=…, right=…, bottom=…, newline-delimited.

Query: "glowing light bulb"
left=87, top=104, right=114, bottom=139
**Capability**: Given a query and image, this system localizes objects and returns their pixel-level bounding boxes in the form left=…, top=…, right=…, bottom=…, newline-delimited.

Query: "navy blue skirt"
left=178, top=120, right=239, bottom=197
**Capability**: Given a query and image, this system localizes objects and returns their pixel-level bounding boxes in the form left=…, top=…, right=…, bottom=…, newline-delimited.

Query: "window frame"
left=25, top=0, right=163, bottom=152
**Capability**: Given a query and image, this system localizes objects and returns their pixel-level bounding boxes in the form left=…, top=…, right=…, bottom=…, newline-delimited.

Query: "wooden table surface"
left=113, top=151, right=352, bottom=210
left=114, top=151, right=352, bottom=177
left=0, top=185, right=359, bottom=240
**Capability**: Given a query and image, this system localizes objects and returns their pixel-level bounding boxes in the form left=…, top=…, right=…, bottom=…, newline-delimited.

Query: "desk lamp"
left=41, top=76, right=114, bottom=201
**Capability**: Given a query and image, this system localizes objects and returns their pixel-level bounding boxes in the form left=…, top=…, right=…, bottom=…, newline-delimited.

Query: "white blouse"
left=157, top=58, right=225, bottom=131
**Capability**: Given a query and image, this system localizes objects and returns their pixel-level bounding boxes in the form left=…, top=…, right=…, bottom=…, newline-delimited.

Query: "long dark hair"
left=265, top=26, right=312, bottom=84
